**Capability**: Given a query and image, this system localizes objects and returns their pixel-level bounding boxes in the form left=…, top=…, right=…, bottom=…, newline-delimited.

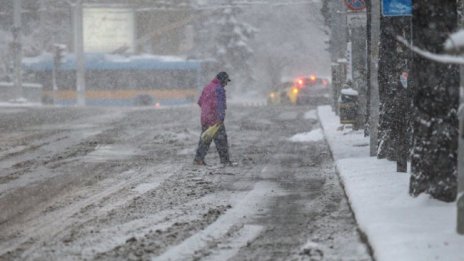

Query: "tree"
left=409, top=0, right=459, bottom=202
left=188, top=7, right=218, bottom=59
left=263, top=56, right=290, bottom=90
left=0, top=0, right=72, bottom=79
left=213, top=2, right=256, bottom=94
left=377, top=15, right=411, bottom=173
left=189, top=2, right=257, bottom=94
left=319, top=1, right=331, bottom=29
left=377, top=17, right=399, bottom=160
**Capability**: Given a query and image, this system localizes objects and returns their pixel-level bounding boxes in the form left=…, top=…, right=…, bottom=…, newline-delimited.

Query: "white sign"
left=346, top=42, right=353, bottom=81
left=83, top=7, right=135, bottom=53
left=400, top=71, right=408, bottom=89
left=347, top=11, right=367, bottom=28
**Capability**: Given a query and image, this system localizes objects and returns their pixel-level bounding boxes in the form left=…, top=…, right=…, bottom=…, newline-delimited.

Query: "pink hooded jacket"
left=198, top=78, right=226, bottom=127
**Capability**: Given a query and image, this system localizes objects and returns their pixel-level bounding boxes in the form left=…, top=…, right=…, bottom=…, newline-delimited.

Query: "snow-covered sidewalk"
left=317, top=105, right=464, bottom=261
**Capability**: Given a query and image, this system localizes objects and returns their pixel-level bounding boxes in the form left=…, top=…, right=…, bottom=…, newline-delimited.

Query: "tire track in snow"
left=0, top=164, right=179, bottom=259
left=155, top=181, right=283, bottom=261
left=201, top=225, right=263, bottom=261
left=0, top=110, right=127, bottom=194
left=77, top=191, right=232, bottom=259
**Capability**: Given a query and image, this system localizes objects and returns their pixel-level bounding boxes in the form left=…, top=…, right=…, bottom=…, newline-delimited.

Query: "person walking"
left=194, top=72, right=233, bottom=166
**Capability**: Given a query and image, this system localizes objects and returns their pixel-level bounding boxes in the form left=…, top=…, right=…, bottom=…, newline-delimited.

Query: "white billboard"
left=83, top=7, right=135, bottom=53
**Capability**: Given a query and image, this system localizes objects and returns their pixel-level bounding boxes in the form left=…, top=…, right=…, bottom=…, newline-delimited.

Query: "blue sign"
left=382, top=0, right=412, bottom=16
left=344, top=0, right=366, bottom=11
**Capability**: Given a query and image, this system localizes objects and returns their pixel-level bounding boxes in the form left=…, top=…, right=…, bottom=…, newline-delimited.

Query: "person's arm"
left=216, top=86, right=226, bottom=122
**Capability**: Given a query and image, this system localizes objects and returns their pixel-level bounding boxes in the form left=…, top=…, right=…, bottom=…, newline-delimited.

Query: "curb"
left=317, top=106, right=376, bottom=261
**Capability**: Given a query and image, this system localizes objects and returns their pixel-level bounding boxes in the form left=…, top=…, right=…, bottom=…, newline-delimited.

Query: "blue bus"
left=22, top=53, right=216, bottom=106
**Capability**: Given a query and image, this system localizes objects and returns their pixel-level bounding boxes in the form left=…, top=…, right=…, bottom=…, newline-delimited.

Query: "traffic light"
left=53, top=44, right=66, bottom=66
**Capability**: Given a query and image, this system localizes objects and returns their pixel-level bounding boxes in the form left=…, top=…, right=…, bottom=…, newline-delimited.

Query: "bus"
left=22, top=53, right=216, bottom=107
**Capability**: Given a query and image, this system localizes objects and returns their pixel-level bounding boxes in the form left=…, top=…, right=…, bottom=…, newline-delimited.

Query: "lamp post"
left=72, top=0, right=86, bottom=106
left=13, top=0, right=23, bottom=99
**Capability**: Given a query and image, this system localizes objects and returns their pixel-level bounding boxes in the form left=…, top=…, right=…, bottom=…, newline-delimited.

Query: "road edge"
left=316, top=106, right=376, bottom=261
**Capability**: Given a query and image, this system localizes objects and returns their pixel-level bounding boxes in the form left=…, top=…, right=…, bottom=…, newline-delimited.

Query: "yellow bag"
left=201, top=123, right=222, bottom=142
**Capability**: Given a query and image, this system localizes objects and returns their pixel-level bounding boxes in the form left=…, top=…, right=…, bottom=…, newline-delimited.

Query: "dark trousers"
left=194, top=124, right=230, bottom=163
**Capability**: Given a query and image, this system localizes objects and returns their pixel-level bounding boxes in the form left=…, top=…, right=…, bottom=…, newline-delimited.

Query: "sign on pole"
left=400, top=71, right=408, bottom=89
left=83, top=6, right=135, bottom=53
left=346, top=42, right=353, bottom=81
left=382, top=0, right=412, bottom=16
left=344, top=0, right=366, bottom=11
left=347, top=12, right=367, bottom=28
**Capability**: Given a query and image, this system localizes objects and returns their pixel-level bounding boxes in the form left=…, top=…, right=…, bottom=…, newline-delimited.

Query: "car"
left=267, top=81, right=295, bottom=105
left=292, top=75, right=330, bottom=105
left=267, top=75, right=330, bottom=105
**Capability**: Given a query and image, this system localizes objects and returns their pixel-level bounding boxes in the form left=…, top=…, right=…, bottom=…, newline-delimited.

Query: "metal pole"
left=369, top=0, right=380, bottom=156
left=13, top=0, right=23, bottom=99
left=457, top=0, right=464, bottom=236
left=73, top=0, right=86, bottom=106
left=348, top=11, right=367, bottom=131
left=40, top=0, right=46, bottom=51
left=328, top=0, right=348, bottom=114
left=457, top=69, right=464, bottom=233
left=52, top=53, right=57, bottom=104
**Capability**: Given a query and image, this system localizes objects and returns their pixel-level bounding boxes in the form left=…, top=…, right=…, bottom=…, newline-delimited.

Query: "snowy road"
left=0, top=104, right=371, bottom=260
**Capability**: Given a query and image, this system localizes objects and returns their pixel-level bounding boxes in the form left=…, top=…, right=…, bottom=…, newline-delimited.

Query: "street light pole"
left=72, top=0, right=86, bottom=106
left=347, top=11, right=368, bottom=131
left=13, top=0, right=23, bottom=99
left=328, top=1, right=348, bottom=113
left=39, top=0, right=46, bottom=51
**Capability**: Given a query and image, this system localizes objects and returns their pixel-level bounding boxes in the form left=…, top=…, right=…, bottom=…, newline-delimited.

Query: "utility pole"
left=73, top=0, right=86, bottom=106
left=13, top=0, right=23, bottom=99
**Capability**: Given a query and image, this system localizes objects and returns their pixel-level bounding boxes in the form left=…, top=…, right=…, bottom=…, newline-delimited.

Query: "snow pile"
left=0, top=100, right=42, bottom=107
left=317, top=105, right=464, bottom=261
left=303, top=109, right=317, bottom=120
left=288, top=129, right=323, bottom=143
left=444, top=30, right=464, bottom=52
left=340, top=88, right=359, bottom=96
